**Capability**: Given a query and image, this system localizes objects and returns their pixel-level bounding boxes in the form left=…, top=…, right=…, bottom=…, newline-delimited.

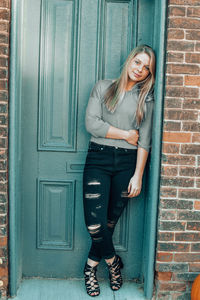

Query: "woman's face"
left=127, top=52, right=150, bottom=85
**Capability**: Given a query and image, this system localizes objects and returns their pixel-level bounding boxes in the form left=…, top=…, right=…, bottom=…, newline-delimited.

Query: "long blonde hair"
left=104, top=45, right=156, bottom=126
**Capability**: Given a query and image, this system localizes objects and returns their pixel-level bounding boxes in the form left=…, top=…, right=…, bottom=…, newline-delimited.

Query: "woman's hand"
left=126, top=130, right=139, bottom=146
left=127, top=174, right=142, bottom=198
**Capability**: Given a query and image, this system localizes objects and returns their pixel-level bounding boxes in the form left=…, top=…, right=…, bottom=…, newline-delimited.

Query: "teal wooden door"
left=21, top=0, right=154, bottom=279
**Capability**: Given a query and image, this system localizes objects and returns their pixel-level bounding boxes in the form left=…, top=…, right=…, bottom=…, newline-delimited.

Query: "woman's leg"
left=107, top=168, right=134, bottom=233
left=107, top=150, right=137, bottom=236
left=83, top=166, right=116, bottom=262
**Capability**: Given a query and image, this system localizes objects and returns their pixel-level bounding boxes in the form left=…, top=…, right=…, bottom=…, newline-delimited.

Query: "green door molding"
left=9, top=0, right=168, bottom=298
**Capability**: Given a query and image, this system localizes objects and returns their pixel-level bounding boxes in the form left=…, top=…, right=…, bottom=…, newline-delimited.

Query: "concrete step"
left=8, top=278, right=146, bottom=300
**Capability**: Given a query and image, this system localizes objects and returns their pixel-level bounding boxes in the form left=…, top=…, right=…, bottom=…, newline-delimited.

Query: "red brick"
left=156, top=271, right=172, bottom=281
left=169, top=6, right=186, bottom=16
left=186, top=30, right=200, bottom=41
left=187, top=222, right=200, bottom=231
left=157, top=252, right=173, bottom=262
left=196, top=179, right=200, bottom=188
left=172, top=272, right=198, bottom=282
left=163, top=132, right=191, bottom=143
left=164, top=110, right=198, bottom=121
left=160, top=187, right=177, bottom=198
left=189, top=263, right=200, bottom=272
left=174, top=253, right=200, bottom=262
left=179, top=189, right=200, bottom=199
left=167, top=64, right=199, bottom=75
left=162, top=143, right=180, bottom=154
left=164, top=98, right=182, bottom=109
left=191, top=243, right=200, bottom=251
left=156, top=292, right=171, bottom=300
left=162, top=154, right=196, bottom=166
left=0, top=266, right=8, bottom=277
left=182, top=122, right=200, bottom=132
left=183, top=99, right=200, bottom=109
left=167, top=40, right=194, bottom=52
left=169, top=17, right=200, bottom=30
left=160, top=210, right=176, bottom=220
left=195, top=42, right=200, bottom=52
left=159, top=282, right=186, bottom=292
left=194, top=201, right=200, bottom=210
left=181, top=144, right=200, bottom=155
left=0, top=9, right=10, bottom=20
left=176, top=232, right=200, bottom=241
left=160, top=199, right=177, bottom=209
left=172, top=293, right=191, bottom=300
left=179, top=167, right=200, bottom=177
left=158, top=232, right=175, bottom=241
left=0, top=44, right=8, bottom=55
left=169, top=0, right=200, bottom=4
left=0, top=1, right=10, bottom=9
left=167, top=29, right=184, bottom=40
left=166, top=75, right=183, bottom=86
left=158, top=242, right=189, bottom=252
left=0, top=236, right=6, bottom=247
left=192, top=133, right=200, bottom=143
left=159, top=221, right=186, bottom=231
left=163, top=121, right=181, bottom=131
left=166, top=86, right=199, bottom=98
left=160, top=199, right=193, bottom=210
left=185, top=54, right=200, bottom=64
left=187, top=7, right=200, bottom=18
left=178, top=210, right=200, bottom=219
left=161, top=176, right=194, bottom=188
left=0, top=58, right=8, bottom=68
left=167, top=52, right=184, bottom=64
left=156, top=262, right=188, bottom=272
left=161, top=166, right=178, bottom=176
left=0, top=80, right=8, bottom=90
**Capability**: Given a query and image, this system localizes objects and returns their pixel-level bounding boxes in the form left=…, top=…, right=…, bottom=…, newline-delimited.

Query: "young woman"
left=83, top=45, right=156, bottom=297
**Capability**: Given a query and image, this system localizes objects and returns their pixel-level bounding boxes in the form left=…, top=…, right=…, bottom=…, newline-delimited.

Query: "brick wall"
left=155, top=0, right=200, bottom=299
left=0, top=0, right=10, bottom=299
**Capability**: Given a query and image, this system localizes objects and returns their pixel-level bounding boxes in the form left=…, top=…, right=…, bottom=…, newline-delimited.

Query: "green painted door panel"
left=21, top=0, right=154, bottom=279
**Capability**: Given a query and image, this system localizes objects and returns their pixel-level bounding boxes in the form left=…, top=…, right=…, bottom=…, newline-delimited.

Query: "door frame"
left=9, top=0, right=168, bottom=298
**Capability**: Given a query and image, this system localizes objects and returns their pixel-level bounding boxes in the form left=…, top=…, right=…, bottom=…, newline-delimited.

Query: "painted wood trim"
left=9, top=0, right=23, bottom=296
left=143, top=0, right=168, bottom=299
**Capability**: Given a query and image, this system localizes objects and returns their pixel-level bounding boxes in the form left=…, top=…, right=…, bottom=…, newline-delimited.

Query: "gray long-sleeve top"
left=85, top=79, right=154, bottom=151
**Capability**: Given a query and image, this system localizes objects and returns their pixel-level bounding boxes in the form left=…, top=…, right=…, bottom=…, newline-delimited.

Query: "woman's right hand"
left=126, top=130, right=139, bottom=145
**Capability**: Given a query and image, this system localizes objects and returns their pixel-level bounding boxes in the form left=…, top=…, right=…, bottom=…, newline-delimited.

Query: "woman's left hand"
left=128, top=174, right=142, bottom=198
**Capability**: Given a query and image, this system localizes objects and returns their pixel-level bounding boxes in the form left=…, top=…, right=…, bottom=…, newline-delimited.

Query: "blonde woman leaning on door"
left=83, top=45, right=156, bottom=297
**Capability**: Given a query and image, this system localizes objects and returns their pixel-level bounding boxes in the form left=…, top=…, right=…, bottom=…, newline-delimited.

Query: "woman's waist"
left=89, top=137, right=138, bottom=151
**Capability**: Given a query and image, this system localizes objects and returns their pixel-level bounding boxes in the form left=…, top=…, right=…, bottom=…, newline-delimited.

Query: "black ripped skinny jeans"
left=83, top=141, right=137, bottom=262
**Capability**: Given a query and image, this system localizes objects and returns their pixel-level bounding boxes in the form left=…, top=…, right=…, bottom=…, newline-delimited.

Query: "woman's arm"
left=86, top=81, right=139, bottom=145
left=127, top=147, right=149, bottom=197
left=106, top=126, right=138, bottom=146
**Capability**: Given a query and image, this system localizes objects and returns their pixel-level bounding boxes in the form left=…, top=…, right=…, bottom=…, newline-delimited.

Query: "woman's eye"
left=134, top=60, right=139, bottom=64
left=145, top=66, right=150, bottom=71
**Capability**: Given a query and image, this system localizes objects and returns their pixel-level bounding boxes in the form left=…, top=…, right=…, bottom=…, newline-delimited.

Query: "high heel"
left=84, top=263, right=100, bottom=297
left=107, top=255, right=123, bottom=291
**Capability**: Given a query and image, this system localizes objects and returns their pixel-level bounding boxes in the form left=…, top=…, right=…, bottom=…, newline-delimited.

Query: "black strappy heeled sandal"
left=84, top=263, right=100, bottom=297
left=107, top=255, right=123, bottom=291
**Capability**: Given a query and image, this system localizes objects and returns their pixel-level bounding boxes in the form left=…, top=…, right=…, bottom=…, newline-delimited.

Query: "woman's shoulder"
left=93, top=79, right=115, bottom=99
left=95, top=79, right=115, bottom=90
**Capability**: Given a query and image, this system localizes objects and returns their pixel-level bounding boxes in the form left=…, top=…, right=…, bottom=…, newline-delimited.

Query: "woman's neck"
left=125, top=80, right=136, bottom=91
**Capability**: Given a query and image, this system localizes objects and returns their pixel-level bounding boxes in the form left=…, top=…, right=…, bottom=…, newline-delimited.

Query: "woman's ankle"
left=105, top=255, right=115, bottom=265
left=87, top=258, right=99, bottom=267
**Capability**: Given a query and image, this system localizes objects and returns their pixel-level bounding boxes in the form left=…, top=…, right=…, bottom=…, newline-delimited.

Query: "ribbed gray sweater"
left=85, top=79, right=154, bottom=151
